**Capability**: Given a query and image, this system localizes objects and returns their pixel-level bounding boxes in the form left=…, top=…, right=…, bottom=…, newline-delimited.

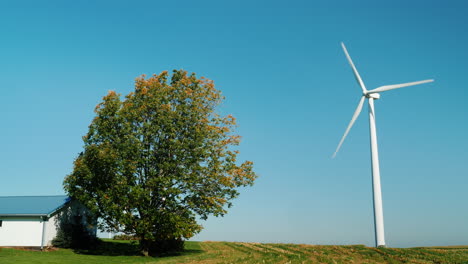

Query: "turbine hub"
left=366, top=93, right=380, bottom=100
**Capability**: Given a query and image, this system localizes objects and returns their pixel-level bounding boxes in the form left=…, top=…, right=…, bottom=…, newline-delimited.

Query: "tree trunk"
left=140, top=238, right=151, bottom=257
left=139, top=237, right=184, bottom=256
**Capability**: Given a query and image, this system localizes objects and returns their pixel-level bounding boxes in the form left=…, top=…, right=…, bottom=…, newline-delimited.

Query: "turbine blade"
left=332, top=96, right=366, bottom=158
left=341, top=42, right=367, bottom=93
left=367, top=79, right=434, bottom=94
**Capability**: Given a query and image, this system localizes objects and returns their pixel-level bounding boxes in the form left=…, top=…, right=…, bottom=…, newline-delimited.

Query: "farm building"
left=0, top=195, right=95, bottom=248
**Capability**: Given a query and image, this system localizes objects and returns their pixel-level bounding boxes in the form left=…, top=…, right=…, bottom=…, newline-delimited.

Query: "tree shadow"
left=73, top=240, right=203, bottom=257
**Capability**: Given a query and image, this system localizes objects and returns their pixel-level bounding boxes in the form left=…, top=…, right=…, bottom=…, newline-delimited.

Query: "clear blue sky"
left=0, top=0, right=466, bottom=248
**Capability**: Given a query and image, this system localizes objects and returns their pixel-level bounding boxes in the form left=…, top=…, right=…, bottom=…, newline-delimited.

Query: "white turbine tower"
left=333, top=43, right=434, bottom=247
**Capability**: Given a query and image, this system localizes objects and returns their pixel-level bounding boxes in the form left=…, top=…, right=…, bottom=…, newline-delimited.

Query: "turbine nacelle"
left=366, top=93, right=380, bottom=100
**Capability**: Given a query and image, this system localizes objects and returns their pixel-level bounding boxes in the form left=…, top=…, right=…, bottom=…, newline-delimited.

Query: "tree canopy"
left=64, top=70, right=257, bottom=256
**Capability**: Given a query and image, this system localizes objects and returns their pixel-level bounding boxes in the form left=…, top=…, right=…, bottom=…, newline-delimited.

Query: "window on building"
left=0, top=220, right=2, bottom=227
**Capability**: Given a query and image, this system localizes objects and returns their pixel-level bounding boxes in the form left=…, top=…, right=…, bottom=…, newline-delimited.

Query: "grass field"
left=0, top=240, right=467, bottom=264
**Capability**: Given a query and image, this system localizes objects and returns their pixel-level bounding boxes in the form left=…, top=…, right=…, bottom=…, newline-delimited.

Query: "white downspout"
left=41, top=217, right=47, bottom=250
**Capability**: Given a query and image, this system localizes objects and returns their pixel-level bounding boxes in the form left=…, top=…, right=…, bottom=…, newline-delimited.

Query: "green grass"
left=1, top=240, right=467, bottom=263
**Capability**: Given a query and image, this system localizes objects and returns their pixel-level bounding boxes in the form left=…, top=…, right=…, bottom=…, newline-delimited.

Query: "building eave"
left=0, top=214, right=47, bottom=217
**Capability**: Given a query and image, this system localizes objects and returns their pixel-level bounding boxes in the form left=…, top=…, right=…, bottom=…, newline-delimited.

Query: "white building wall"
left=44, top=214, right=59, bottom=246
left=0, top=204, right=94, bottom=247
left=0, top=218, right=43, bottom=247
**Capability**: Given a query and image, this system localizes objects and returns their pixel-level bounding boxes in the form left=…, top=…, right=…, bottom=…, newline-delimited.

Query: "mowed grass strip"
left=1, top=240, right=467, bottom=264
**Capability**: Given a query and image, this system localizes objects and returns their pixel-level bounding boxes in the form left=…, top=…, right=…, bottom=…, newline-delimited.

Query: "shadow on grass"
left=73, top=240, right=203, bottom=258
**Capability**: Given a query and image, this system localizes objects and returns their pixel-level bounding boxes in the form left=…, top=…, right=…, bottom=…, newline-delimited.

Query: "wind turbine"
left=333, top=42, right=434, bottom=247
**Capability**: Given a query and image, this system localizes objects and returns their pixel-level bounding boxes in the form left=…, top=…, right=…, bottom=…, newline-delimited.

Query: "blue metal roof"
left=0, top=195, right=70, bottom=216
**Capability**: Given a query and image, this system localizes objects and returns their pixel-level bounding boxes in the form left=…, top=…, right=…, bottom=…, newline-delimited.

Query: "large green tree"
left=64, top=70, right=256, bottom=256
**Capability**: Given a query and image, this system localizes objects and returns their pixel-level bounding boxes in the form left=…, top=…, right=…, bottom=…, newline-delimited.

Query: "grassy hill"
left=0, top=240, right=467, bottom=263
